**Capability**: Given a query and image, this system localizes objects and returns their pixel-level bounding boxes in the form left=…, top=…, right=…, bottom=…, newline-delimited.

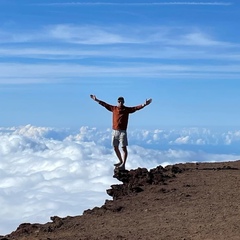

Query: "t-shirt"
left=98, top=101, right=144, bottom=130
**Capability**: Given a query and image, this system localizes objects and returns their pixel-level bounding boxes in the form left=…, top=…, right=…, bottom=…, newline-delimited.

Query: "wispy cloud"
left=1, top=24, right=239, bottom=84
left=42, top=2, right=232, bottom=7
left=0, top=61, right=240, bottom=84
left=0, top=24, right=233, bottom=47
left=47, top=25, right=134, bottom=44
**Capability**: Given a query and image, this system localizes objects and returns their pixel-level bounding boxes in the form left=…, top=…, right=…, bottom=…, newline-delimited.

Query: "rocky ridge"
left=2, top=160, right=240, bottom=240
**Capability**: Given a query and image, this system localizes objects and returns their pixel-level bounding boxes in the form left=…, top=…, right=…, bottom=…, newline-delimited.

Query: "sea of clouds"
left=1, top=124, right=240, bottom=235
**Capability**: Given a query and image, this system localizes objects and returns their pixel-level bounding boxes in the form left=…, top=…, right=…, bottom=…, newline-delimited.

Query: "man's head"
left=117, top=96, right=125, bottom=106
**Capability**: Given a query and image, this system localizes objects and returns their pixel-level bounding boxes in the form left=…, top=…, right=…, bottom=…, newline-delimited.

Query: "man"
left=90, top=94, right=152, bottom=170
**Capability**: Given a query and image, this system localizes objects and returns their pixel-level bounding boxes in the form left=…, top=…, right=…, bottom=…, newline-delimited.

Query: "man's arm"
left=90, top=94, right=114, bottom=111
left=128, top=98, right=152, bottom=113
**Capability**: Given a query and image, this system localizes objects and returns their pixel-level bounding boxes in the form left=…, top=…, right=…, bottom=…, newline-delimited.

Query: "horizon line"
left=40, top=2, right=233, bottom=7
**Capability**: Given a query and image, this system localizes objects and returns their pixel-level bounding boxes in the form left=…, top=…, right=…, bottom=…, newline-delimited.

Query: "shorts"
left=112, top=130, right=128, bottom=147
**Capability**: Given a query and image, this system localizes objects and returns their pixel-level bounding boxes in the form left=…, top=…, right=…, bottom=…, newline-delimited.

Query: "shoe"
left=114, top=162, right=122, bottom=167
left=118, top=164, right=125, bottom=170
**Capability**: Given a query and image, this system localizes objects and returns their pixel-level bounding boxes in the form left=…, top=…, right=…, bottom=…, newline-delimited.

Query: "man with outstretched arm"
left=90, top=95, right=152, bottom=170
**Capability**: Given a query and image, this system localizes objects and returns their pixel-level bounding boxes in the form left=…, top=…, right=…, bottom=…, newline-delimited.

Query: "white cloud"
left=222, top=130, right=240, bottom=145
left=196, top=138, right=205, bottom=145
left=2, top=44, right=240, bottom=62
left=0, top=30, right=34, bottom=43
left=1, top=61, right=240, bottom=85
left=1, top=125, right=240, bottom=235
left=174, top=32, right=227, bottom=46
left=48, top=24, right=132, bottom=44
left=1, top=22, right=239, bottom=85
left=0, top=24, right=234, bottom=47
left=174, top=135, right=190, bottom=144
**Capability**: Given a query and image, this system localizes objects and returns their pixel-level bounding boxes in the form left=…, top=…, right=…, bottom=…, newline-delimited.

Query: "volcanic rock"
left=2, top=161, right=240, bottom=240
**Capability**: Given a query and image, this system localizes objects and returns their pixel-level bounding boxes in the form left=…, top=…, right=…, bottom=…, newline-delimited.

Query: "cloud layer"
left=1, top=125, right=240, bottom=235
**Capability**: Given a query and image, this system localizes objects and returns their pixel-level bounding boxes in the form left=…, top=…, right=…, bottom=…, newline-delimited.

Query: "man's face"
left=118, top=99, right=124, bottom=106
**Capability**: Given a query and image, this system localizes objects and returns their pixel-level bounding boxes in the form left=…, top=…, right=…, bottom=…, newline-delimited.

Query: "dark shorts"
left=112, top=130, right=128, bottom=147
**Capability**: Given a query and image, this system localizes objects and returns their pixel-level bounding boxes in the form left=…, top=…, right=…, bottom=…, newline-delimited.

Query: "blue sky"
left=0, top=0, right=240, bottom=128
left=1, top=1, right=240, bottom=234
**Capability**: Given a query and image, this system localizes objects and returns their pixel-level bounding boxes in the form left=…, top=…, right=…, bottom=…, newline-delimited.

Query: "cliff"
left=2, top=160, right=240, bottom=240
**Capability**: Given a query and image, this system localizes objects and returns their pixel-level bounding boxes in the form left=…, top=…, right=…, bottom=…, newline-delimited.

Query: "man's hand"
left=90, top=94, right=97, bottom=101
left=145, top=98, right=152, bottom=106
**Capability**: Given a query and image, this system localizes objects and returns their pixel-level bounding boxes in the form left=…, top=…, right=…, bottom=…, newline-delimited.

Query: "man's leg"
left=112, top=130, right=123, bottom=167
left=121, top=146, right=128, bottom=169
left=118, top=131, right=128, bottom=169
left=114, top=146, right=123, bottom=167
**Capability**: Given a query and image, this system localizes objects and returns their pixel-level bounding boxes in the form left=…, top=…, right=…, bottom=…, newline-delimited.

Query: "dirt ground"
left=2, top=160, right=240, bottom=240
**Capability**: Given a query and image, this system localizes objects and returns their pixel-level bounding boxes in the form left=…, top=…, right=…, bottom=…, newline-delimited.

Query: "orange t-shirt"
left=99, top=101, right=144, bottom=130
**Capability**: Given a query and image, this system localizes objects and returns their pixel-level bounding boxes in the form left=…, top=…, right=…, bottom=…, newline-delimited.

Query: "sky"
left=1, top=0, right=240, bottom=236
left=0, top=0, right=240, bottom=128
left=1, top=125, right=240, bottom=235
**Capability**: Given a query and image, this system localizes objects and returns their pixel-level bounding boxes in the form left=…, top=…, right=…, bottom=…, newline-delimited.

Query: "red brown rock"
left=2, top=160, right=240, bottom=240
